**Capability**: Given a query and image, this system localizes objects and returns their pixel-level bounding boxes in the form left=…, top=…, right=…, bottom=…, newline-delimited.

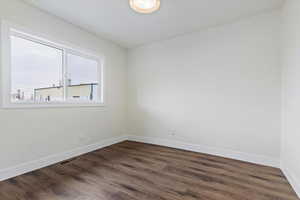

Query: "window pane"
left=67, top=53, right=99, bottom=101
left=11, top=35, right=63, bottom=103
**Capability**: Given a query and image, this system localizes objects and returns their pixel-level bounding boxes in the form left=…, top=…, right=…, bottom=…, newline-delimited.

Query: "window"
left=11, top=35, right=64, bottom=103
left=66, top=53, right=99, bottom=102
left=1, top=21, right=104, bottom=108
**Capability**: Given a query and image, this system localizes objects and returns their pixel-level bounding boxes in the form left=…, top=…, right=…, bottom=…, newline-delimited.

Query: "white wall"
left=0, top=0, right=127, bottom=170
left=0, top=0, right=291, bottom=184
left=128, top=11, right=282, bottom=165
left=281, top=0, right=300, bottom=196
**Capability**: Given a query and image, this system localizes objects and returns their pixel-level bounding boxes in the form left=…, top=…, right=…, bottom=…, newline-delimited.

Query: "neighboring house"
left=34, top=83, right=98, bottom=102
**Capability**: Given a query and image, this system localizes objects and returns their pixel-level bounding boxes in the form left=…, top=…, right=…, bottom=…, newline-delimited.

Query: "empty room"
left=0, top=0, right=299, bottom=199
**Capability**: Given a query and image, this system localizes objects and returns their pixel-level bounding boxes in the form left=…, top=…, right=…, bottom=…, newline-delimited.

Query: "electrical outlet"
left=169, top=130, right=176, bottom=136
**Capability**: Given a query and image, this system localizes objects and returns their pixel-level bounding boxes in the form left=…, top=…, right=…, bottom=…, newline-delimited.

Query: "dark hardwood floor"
left=0, top=141, right=298, bottom=200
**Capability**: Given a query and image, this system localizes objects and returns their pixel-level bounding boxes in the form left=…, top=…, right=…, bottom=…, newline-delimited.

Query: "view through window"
left=67, top=53, right=99, bottom=101
left=10, top=33, right=102, bottom=105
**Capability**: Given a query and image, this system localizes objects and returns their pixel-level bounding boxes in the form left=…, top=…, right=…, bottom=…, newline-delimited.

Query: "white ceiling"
left=23, top=0, right=284, bottom=48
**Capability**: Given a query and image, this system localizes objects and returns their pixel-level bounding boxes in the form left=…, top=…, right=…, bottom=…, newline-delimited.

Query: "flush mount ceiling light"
left=129, top=0, right=161, bottom=14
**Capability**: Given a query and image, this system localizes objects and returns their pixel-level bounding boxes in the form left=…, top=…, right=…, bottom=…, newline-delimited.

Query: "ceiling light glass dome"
left=129, top=0, right=161, bottom=14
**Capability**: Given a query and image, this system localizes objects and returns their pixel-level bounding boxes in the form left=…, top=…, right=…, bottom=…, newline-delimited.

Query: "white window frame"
left=1, top=21, right=105, bottom=108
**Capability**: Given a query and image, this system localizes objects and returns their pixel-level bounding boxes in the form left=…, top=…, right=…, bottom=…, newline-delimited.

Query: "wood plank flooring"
left=0, top=141, right=298, bottom=200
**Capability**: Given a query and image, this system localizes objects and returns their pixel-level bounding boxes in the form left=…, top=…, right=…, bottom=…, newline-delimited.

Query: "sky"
left=11, top=35, right=98, bottom=100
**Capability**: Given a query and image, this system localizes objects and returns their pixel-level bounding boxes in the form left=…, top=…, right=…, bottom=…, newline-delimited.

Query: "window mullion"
left=63, top=49, right=68, bottom=101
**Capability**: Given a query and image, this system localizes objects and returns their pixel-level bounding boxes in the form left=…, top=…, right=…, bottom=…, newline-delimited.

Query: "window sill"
left=2, top=102, right=106, bottom=109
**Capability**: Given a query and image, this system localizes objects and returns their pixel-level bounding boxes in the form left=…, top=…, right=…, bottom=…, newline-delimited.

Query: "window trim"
left=1, top=20, right=106, bottom=109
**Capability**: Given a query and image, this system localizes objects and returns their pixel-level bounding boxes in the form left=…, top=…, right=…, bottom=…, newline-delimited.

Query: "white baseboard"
left=1, top=134, right=298, bottom=198
left=127, top=135, right=280, bottom=168
left=282, top=165, right=300, bottom=198
left=0, top=134, right=281, bottom=182
left=0, top=135, right=127, bottom=181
